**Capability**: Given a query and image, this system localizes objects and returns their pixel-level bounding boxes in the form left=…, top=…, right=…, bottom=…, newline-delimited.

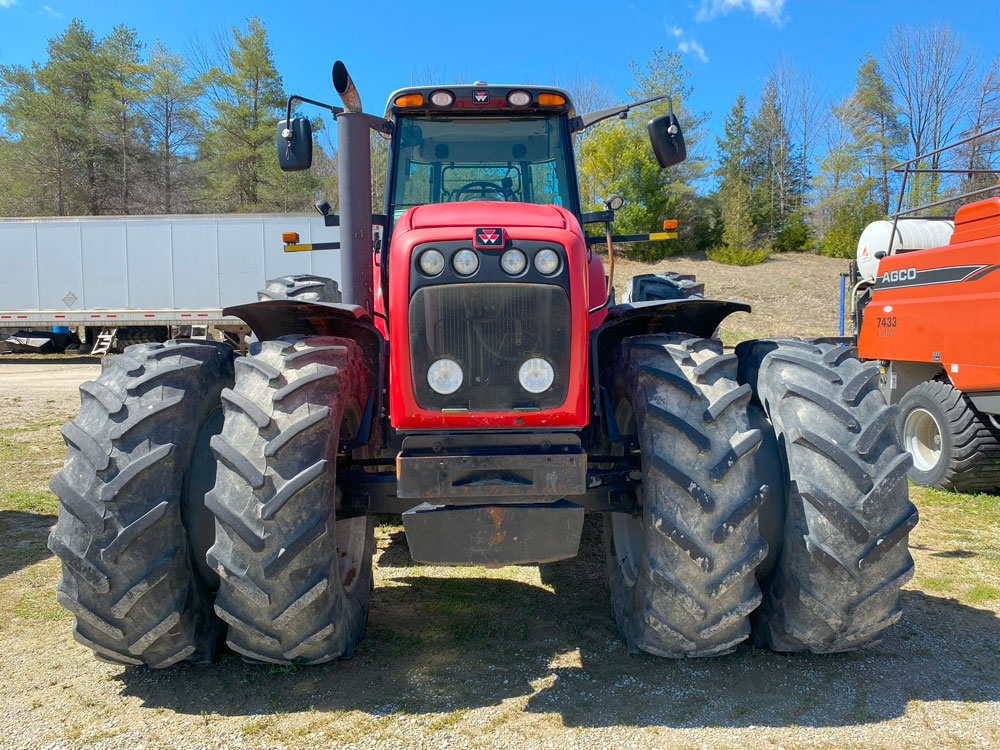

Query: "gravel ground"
left=0, top=254, right=998, bottom=749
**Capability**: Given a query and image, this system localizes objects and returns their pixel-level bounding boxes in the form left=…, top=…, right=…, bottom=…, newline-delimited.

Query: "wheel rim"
left=903, top=407, right=943, bottom=472
left=335, top=516, right=368, bottom=593
left=611, top=399, right=644, bottom=588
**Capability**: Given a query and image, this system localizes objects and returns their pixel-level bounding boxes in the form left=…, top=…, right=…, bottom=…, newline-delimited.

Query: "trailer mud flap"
left=402, top=500, right=584, bottom=566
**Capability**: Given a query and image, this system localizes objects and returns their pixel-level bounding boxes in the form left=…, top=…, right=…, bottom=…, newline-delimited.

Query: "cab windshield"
left=389, top=115, right=576, bottom=220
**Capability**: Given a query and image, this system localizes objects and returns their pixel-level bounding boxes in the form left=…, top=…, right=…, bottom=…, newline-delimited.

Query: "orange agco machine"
left=852, top=126, right=1000, bottom=493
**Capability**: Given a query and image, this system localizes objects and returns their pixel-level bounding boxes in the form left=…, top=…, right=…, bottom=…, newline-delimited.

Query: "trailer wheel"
left=898, top=379, right=1000, bottom=492
left=605, top=334, right=768, bottom=657
left=737, top=339, right=916, bottom=652
left=48, top=340, right=234, bottom=667
left=258, top=275, right=341, bottom=303
left=206, top=335, right=373, bottom=664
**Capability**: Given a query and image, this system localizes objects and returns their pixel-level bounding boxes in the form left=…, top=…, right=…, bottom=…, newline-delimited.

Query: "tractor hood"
left=397, top=202, right=572, bottom=232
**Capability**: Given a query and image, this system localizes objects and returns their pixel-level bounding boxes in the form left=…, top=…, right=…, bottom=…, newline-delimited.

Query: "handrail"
left=889, top=123, right=1000, bottom=172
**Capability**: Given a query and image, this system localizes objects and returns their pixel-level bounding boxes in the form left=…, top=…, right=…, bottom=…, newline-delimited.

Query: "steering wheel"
left=452, top=181, right=510, bottom=201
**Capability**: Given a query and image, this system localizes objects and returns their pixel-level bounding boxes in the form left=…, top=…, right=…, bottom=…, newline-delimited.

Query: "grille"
left=409, top=283, right=570, bottom=411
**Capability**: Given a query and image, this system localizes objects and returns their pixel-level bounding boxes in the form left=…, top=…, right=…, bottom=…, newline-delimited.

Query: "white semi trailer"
left=0, top=213, right=341, bottom=352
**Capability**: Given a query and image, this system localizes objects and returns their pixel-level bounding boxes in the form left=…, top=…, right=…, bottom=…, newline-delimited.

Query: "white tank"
left=856, top=219, right=955, bottom=281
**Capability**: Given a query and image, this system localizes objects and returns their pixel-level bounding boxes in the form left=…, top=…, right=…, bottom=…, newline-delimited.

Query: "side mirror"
left=647, top=112, right=686, bottom=168
left=276, top=117, right=313, bottom=171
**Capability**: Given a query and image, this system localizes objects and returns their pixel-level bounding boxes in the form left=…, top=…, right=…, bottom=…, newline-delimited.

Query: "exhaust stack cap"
left=332, top=60, right=363, bottom=113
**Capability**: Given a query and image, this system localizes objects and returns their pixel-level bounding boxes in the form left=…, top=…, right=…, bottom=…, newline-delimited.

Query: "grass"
left=2, top=490, right=58, bottom=515
left=13, top=590, right=68, bottom=622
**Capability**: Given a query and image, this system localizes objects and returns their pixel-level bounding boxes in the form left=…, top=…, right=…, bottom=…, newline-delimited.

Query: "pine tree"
left=200, top=16, right=287, bottom=210
left=143, top=40, right=203, bottom=212
left=96, top=25, right=148, bottom=214
left=846, top=54, right=905, bottom=214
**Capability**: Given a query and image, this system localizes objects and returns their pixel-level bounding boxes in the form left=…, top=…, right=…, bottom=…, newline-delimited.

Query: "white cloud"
left=665, top=23, right=708, bottom=63
left=41, top=5, right=63, bottom=18
left=679, top=38, right=709, bottom=63
left=696, top=0, right=786, bottom=24
left=0, top=0, right=16, bottom=8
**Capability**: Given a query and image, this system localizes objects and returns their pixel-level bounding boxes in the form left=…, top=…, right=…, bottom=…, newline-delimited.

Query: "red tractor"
left=49, top=62, right=915, bottom=667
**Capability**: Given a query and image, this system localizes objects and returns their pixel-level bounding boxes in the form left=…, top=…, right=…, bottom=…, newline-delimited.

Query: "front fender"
left=590, top=298, right=751, bottom=420
left=224, top=299, right=385, bottom=414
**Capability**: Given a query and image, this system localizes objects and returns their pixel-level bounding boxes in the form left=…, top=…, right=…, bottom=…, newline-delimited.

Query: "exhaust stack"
left=332, top=61, right=363, bottom=113
left=332, top=60, right=373, bottom=313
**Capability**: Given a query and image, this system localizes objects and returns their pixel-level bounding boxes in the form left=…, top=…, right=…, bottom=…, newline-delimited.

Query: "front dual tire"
left=49, top=336, right=373, bottom=667
left=605, top=335, right=917, bottom=656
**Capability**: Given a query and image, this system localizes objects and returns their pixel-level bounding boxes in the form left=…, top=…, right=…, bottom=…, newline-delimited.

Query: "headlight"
left=534, top=248, right=559, bottom=275
left=419, top=249, right=445, bottom=276
left=427, top=358, right=463, bottom=395
left=500, top=248, right=527, bottom=275
left=453, top=249, right=479, bottom=276
left=518, top=358, right=554, bottom=393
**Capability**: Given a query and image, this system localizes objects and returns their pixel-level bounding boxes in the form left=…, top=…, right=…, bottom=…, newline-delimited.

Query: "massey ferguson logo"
left=473, top=90, right=489, bottom=104
left=474, top=227, right=503, bottom=248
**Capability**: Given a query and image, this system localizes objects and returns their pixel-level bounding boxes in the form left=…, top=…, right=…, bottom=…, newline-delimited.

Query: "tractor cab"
left=384, top=85, right=581, bottom=221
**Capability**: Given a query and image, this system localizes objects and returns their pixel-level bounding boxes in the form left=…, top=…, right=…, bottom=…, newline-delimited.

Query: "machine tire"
left=898, top=379, right=1000, bottom=493
left=736, top=338, right=916, bottom=652
left=623, top=272, right=705, bottom=303
left=605, top=333, right=768, bottom=657
left=206, top=335, right=374, bottom=664
left=257, top=275, right=341, bottom=303
left=48, top=340, right=234, bottom=667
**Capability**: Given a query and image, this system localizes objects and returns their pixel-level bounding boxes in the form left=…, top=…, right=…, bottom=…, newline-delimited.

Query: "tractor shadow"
left=114, top=518, right=1000, bottom=729
left=0, top=509, right=56, bottom=578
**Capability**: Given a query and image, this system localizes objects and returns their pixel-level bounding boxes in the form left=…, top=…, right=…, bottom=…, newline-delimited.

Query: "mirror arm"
left=284, top=95, right=393, bottom=141
left=285, top=94, right=343, bottom=127
left=569, top=92, right=673, bottom=133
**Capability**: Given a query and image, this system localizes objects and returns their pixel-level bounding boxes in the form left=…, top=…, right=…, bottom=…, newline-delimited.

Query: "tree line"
left=0, top=16, right=329, bottom=216
left=1, top=17, right=997, bottom=263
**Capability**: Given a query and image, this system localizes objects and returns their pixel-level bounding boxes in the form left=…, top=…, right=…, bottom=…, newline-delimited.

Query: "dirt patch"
left=0, top=255, right=997, bottom=749
left=614, top=251, right=846, bottom=343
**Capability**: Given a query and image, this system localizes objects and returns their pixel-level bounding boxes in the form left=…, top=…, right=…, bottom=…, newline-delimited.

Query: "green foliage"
left=706, top=244, right=772, bottom=266
left=0, top=16, right=330, bottom=217
left=707, top=175, right=771, bottom=265
left=143, top=40, right=204, bottom=212
left=818, top=187, right=882, bottom=258
left=200, top=17, right=291, bottom=211
left=773, top=210, right=810, bottom=252
left=576, top=48, right=712, bottom=260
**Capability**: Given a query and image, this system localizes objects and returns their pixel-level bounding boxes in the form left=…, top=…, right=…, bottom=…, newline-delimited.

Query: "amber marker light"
left=282, top=232, right=299, bottom=243
left=537, top=93, right=566, bottom=106
left=394, top=93, right=423, bottom=106
left=663, top=220, right=678, bottom=230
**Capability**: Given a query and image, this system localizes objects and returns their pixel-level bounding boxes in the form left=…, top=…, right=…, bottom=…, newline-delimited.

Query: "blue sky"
left=0, top=0, right=996, bottom=145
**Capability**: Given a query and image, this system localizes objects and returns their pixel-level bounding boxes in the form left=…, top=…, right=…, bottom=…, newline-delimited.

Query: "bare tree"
left=955, top=55, right=1000, bottom=189
left=791, top=67, right=827, bottom=208
left=882, top=22, right=976, bottom=171
left=558, top=72, right=616, bottom=116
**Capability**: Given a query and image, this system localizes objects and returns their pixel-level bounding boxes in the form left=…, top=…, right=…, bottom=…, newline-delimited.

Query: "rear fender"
left=590, top=298, right=751, bottom=430
left=224, top=300, right=385, bottom=440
